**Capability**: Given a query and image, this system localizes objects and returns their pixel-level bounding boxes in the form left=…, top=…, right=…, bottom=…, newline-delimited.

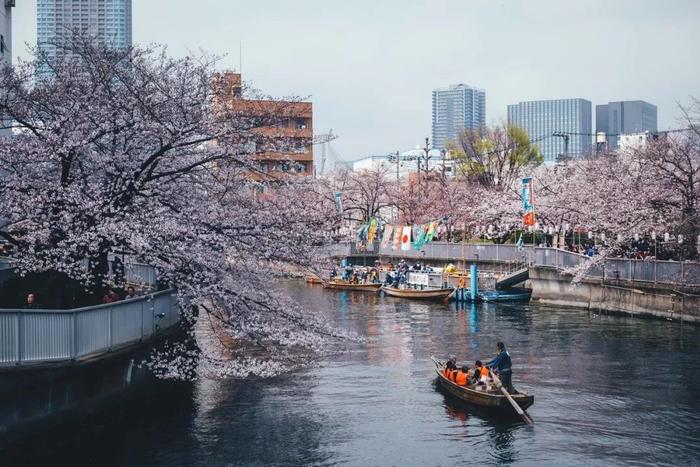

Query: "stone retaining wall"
left=530, top=267, right=700, bottom=323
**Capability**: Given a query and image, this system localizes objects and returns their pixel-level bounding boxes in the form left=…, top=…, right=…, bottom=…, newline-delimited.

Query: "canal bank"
left=331, top=242, right=700, bottom=323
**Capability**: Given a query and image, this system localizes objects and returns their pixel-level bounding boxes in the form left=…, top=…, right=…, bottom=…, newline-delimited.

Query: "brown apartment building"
left=212, top=71, right=314, bottom=178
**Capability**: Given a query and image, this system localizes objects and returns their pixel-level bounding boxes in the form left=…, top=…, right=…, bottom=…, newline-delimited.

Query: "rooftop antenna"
left=239, top=41, right=242, bottom=74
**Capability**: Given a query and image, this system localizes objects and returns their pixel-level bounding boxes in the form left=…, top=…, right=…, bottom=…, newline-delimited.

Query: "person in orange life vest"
left=444, top=356, right=457, bottom=378
left=472, top=360, right=489, bottom=385
left=455, top=366, right=469, bottom=386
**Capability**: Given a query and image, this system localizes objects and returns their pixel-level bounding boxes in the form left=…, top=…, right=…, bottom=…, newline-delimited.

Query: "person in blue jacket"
left=487, top=342, right=515, bottom=393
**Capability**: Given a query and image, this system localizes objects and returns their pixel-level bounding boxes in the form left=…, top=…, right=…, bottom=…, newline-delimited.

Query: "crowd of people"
left=330, top=259, right=441, bottom=288
left=383, top=260, right=437, bottom=288
left=101, top=285, right=138, bottom=304
left=22, top=285, right=140, bottom=309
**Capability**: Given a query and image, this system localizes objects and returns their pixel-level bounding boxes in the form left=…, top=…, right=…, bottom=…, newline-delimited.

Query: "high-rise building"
left=595, top=100, right=657, bottom=150
left=1, top=1, right=14, bottom=138
left=507, top=98, right=592, bottom=164
left=432, top=84, right=486, bottom=150
left=37, top=0, right=132, bottom=64
left=1, top=1, right=13, bottom=67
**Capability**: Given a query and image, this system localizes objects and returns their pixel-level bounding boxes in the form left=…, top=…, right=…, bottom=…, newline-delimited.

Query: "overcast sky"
left=11, top=0, right=700, bottom=161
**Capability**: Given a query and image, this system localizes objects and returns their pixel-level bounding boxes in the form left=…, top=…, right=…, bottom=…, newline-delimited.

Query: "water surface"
left=3, top=281, right=699, bottom=466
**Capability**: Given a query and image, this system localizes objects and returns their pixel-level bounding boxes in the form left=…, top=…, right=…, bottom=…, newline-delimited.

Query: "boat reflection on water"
left=437, top=380, right=520, bottom=462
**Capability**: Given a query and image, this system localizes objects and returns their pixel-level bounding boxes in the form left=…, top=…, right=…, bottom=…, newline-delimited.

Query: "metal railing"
left=0, top=289, right=179, bottom=367
left=535, top=247, right=700, bottom=287
left=326, top=241, right=700, bottom=287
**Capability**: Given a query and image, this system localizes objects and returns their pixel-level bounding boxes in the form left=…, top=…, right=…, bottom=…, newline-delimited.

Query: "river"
left=2, top=281, right=699, bottom=466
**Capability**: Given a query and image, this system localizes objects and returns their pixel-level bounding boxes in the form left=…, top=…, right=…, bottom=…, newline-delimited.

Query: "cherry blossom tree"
left=327, top=165, right=396, bottom=223
left=0, top=36, right=351, bottom=377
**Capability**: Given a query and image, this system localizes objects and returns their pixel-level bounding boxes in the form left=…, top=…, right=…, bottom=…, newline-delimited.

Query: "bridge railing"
left=526, top=247, right=700, bottom=287
left=326, top=241, right=700, bottom=287
left=0, top=289, right=179, bottom=367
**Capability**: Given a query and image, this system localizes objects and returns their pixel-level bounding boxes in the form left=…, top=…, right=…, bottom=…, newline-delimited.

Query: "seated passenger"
left=472, top=360, right=490, bottom=385
left=455, top=366, right=469, bottom=386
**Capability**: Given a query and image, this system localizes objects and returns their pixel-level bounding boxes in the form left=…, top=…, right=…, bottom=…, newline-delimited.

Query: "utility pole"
left=553, top=131, right=570, bottom=161
left=388, top=150, right=420, bottom=222
left=441, top=149, right=446, bottom=179
left=424, top=137, right=430, bottom=176
left=394, top=151, right=399, bottom=183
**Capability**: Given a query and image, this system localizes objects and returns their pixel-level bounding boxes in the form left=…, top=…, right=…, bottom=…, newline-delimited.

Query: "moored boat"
left=323, top=280, right=382, bottom=292
left=478, top=289, right=531, bottom=302
left=431, top=357, right=534, bottom=413
left=305, top=276, right=323, bottom=284
left=381, top=286, right=455, bottom=302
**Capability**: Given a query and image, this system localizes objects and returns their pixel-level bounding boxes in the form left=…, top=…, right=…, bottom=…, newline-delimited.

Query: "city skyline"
left=10, top=0, right=700, bottom=160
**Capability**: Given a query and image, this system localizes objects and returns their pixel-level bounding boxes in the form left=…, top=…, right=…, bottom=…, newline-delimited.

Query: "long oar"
left=489, top=369, right=534, bottom=425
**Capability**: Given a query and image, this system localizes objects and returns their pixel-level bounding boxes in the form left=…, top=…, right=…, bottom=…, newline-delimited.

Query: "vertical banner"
left=356, top=223, right=368, bottom=251
left=401, top=226, right=412, bottom=251
left=381, top=225, right=394, bottom=249
left=425, top=221, right=437, bottom=242
left=367, top=218, right=378, bottom=248
left=522, top=177, right=536, bottom=226
left=334, top=191, right=343, bottom=215
left=393, top=225, right=403, bottom=251
left=412, top=223, right=428, bottom=250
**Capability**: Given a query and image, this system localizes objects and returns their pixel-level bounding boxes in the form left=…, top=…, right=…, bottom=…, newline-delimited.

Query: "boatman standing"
left=487, top=342, right=515, bottom=393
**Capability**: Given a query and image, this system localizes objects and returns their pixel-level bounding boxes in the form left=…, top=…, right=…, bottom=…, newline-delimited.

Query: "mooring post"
left=470, top=263, right=478, bottom=302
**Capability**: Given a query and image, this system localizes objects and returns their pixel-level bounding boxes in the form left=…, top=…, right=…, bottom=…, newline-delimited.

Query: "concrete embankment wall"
left=530, top=267, right=700, bottom=323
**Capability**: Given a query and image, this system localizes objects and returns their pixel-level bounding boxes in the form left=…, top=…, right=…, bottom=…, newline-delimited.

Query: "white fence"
left=0, top=290, right=179, bottom=367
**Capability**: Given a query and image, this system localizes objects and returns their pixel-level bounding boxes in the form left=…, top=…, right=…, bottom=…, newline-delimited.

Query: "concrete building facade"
left=432, top=84, right=485, bottom=150
left=213, top=71, right=314, bottom=178
left=595, top=100, right=657, bottom=150
left=507, top=98, right=592, bottom=164
left=37, top=0, right=132, bottom=63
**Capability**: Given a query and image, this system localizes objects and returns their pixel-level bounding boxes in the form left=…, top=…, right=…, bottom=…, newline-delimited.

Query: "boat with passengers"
left=431, top=357, right=534, bottom=416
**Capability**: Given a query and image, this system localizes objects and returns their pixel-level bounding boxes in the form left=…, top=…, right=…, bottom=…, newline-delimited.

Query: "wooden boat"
left=322, top=280, right=382, bottom=292
left=305, top=276, right=323, bottom=284
left=381, top=286, right=455, bottom=302
left=431, top=357, right=534, bottom=414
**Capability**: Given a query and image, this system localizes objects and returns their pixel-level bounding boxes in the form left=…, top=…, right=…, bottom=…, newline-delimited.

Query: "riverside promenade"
left=327, top=241, right=700, bottom=323
left=0, top=259, right=182, bottom=443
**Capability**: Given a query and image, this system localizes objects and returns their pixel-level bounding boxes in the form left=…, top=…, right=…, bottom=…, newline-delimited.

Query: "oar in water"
left=489, top=369, right=534, bottom=426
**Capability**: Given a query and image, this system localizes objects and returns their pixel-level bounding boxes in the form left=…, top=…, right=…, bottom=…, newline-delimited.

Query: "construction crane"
left=312, top=129, right=339, bottom=176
